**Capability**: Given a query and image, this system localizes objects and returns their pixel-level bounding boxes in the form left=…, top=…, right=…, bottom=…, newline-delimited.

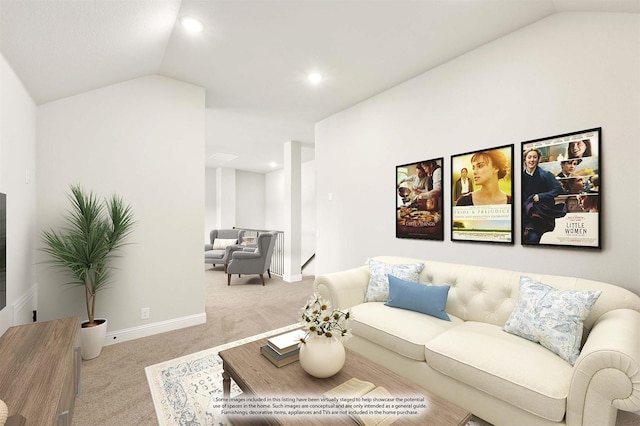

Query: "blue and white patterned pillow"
left=364, top=258, right=424, bottom=302
left=503, top=276, right=601, bottom=365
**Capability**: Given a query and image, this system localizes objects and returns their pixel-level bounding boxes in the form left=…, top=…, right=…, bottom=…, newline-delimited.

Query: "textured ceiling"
left=1, top=0, right=638, bottom=173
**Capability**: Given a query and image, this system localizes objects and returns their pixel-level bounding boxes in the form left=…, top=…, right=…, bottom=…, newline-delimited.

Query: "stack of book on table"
left=261, top=328, right=306, bottom=367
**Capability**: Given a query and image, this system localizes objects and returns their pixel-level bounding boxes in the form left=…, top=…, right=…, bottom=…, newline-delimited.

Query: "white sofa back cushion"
left=368, top=256, right=640, bottom=334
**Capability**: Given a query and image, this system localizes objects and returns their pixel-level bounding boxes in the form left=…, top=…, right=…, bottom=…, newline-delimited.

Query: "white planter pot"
left=80, top=319, right=107, bottom=360
left=299, top=338, right=346, bottom=378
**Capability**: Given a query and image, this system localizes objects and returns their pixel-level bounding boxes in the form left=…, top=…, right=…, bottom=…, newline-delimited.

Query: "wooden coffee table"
left=219, top=334, right=471, bottom=425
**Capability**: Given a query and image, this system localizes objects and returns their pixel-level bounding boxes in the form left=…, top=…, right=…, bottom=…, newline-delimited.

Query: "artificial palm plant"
left=41, top=184, right=135, bottom=327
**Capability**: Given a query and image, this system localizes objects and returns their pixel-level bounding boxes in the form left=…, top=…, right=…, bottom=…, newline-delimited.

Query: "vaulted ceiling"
left=1, top=0, right=638, bottom=172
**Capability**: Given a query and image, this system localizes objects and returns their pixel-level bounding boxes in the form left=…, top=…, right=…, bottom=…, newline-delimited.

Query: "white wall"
left=265, top=169, right=286, bottom=231
left=204, top=167, right=217, bottom=242
left=236, top=170, right=266, bottom=230
left=204, top=167, right=266, bottom=242
left=265, top=160, right=316, bottom=274
left=0, top=53, right=38, bottom=335
left=316, top=12, right=640, bottom=293
left=36, top=75, right=206, bottom=340
left=301, top=161, right=317, bottom=273
left=216, top=167, right=236, bottom=229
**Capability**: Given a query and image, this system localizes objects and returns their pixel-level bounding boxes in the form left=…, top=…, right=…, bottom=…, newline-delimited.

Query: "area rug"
left=145, top=323, right=490, bottom=426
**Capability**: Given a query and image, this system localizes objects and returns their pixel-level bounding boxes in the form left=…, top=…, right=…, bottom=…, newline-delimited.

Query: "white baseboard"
left=12, top=284, right=37, bottom=325
left=283, top=274, right=303, bottom=283
left=104, top=312, right=206, bottom=346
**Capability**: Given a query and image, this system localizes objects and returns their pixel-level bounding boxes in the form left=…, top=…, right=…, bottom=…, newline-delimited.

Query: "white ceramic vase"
left=0, top=399, right=8, bottom=426
left=299, top=338, right=346, bottom=378
left=81, top=318, right=107, bottom=360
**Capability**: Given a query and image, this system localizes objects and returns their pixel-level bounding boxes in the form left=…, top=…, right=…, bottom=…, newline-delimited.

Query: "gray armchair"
left=204, top=229, right=245, bottom=272
left=227, top=232, right=277, bottom=286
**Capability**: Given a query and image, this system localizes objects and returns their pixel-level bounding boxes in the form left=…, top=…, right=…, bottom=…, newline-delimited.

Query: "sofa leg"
left=267, top=269, right=271, bottom=278
left=227, top=274, right=231, bottom=286
left=224, top=264, right=227, bottom=273
left=260, top=274, right=265, bottom=286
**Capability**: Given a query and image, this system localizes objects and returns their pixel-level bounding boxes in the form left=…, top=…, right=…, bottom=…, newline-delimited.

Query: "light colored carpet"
left=73, top=265, right=315, bottom=425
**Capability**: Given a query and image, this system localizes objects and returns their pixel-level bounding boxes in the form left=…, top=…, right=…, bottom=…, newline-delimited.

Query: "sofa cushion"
left=365, top=258, right=424, bottom=302
left=503, top=276, right=601, bottom=365
left=385, top=275, right=450, bottom=321
left=350, top=302, right=462, bottom=361
left=212, top=238, right=237, bottom=250
left=426, top=321, right=573, bottom=422
left=204, top=249, right=226, bottom=260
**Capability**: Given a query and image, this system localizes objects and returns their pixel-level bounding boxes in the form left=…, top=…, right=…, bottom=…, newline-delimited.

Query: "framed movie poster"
left=521, top=127, right=601, bottom=248
left=396, top=158, right=444, bottom=240
left=451, top=145, right=514, bottom=244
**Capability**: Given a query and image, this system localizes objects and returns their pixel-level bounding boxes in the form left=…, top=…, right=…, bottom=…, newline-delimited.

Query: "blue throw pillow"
left=385, top=274, right=450, bottom=321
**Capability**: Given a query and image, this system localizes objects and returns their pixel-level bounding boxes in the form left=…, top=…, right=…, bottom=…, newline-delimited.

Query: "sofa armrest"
left=313, top=265, right=370, bottom=310
left=567, top=308, right=640, bottom=426
left=224, top=244, right=243, bottom=256
left=205, top=243, right=213, bottom=251
left=232, top=251, right=260, bottom=260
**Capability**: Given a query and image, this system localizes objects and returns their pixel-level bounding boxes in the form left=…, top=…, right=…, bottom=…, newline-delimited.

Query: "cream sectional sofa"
left=314, top=256, right=640, bottom=426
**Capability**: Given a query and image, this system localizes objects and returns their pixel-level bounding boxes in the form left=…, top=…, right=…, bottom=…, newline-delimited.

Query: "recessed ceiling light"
left=269, top=162, right=278, bottom=168
left=307, top=73, right=323, bottom=85
left=181, top=17, right=204, bottom=33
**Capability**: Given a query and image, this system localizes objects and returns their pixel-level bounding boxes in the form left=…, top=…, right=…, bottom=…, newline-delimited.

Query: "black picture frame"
left=396, top=158, right=444, bottom=241
left=451, top=144, right=514, bottom=244
left=521, top=127, right=601, bottom=249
